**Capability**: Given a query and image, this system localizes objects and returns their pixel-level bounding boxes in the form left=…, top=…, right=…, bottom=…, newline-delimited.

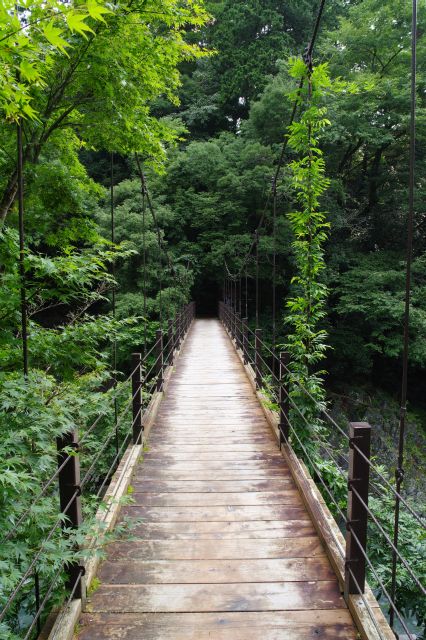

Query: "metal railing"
left=219, top=300, right=425, bottom=640
left=0, top=302, right=195, bottom=639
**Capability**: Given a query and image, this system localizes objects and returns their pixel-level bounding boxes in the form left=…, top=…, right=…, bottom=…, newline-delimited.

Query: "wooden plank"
left=107, top=538, right=322, bottom=561
left=78, top=611, right=357, bottom=640
left=142, top=452, right=285, bottom=461
left=125, top=519, right=315, bottom=539
left=152, top=424, right=268, bottom=431
left=131, top=490, right=302, bottom=507
left=134, top=469, right=292, bottom=481
left=131, top=479, right=295, bottom=493
left=88, top=581, right=346, bottom=613
left=151, top=435, right=274, bottom=443
left=147, top=443, right=277, bottom=453
left=139, top=461, right=288, bottom=471
left=121, top=505, right=310, bottom=522
left=98, top=557, right=335, bottom=584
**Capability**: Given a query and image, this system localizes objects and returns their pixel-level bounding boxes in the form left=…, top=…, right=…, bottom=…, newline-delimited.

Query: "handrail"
left=0, top=301, right=196, bottom=638
left=219, top=300, right=425, bottom=638
left=222, top=301, right=426, bottom=528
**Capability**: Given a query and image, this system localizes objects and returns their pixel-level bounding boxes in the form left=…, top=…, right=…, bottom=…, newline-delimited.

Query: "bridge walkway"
left=77, top=318, right=358, bottom=639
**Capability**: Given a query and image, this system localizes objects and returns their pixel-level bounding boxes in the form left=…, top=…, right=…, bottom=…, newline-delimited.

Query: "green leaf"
left=66, top=11, right=95, bottom=36
left=19, top=60, right=40, bottom=82
left=43, top=22, right=70, bottom=55
left=87, top=0, right=112, bottom=23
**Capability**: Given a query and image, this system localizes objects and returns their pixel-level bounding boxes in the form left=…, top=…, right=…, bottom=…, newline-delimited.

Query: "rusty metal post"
left=57, top=430, right=83, bottom=598
left=344, top=422, right=371, bottom=599
left=235, top=312, right=241, bottom=351
left=186, top=304, right=191, bottom=332
left=167, top=319, right=174, bottom=365
left=175, top=311, right=181, bottom=351
left=156, top=329, right=164, bottom=391
left=279, top=352, right=290, bottom=447
left=242, top=318, right=248, bottom=364
left=185, top=304, right=189, bottom=333
left=132, top=353, right=143, bottom=444
left=255, top=328, right=262, bottom=389
left=178, top=308, right=183, bottom=345
left=182, top=306, right=187, bottom=335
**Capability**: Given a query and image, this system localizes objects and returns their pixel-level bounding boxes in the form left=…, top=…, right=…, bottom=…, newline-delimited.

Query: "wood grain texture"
left=130, top=490, right=302, bottom=506
left=108, top=538, right=323, bottom=561
left=127, top=519, right=315, bottom=539
left=134, top=469, right=292, bottom=480
left=77, top=319, right=357, bottom=639
left=131, top=479, right=294, bottom=492
left=78, top=611, right=358, bottom=640
left=98, top=557, right=335, bottom=584
left=87, top=581, right=346, bottom=613
left=120, top=504, right=310, bottom=522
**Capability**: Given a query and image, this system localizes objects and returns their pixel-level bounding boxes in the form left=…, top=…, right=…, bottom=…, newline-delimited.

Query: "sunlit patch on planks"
left=77, top=318, right=358, bottom=639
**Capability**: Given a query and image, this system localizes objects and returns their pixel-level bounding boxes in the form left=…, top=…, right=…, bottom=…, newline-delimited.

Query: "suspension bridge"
left=3, top=0, right=424, bottom=636
left=80, top=315, right=361, bottom=640
left=14, top=302, right=416, bottom=640
left=2, top=299, right=424, bottom=639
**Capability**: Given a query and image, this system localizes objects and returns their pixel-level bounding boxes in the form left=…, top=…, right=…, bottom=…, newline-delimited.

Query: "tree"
left=170, top=0, right=332, bottom=134
left=0, top=0, right=210, bottom=221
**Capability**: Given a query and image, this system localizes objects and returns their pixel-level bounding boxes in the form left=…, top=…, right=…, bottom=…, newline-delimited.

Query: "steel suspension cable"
left=110, top=151, right=119, bottom=455
left=244, top=263, right=248, bottom=319
left=390, top=0, right=418, bottom=622
left=134, top=155, right=175, bottom=332
left=226, top=0, right=327, bottom=286
left=134, top=154, right=176, bottom=279
left=159, top=251, right=163, bottom=327
left=255, top=229, right=259, bottom=328
left=142, top=175, right=147, bottom=354
left=17, top=119, right=28, bottom=376
left=272, top=185, right=277, bottom=356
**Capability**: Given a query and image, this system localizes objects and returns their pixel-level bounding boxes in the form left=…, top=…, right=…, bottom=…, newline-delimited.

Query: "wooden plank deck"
left=78, top=318, right=358, bottom=639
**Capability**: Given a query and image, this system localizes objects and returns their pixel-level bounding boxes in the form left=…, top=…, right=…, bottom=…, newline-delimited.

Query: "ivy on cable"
left=284, top=58, right=336, bottom=451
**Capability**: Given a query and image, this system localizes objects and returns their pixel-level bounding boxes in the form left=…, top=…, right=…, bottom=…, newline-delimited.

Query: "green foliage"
left=284, top=60, right=334, bottom=453
left=331, top=252, right=426, bottom=372
left=0, top=222, right=139, bottom=636
left=0, top=0, right=112, bottom=120
left=0, top=0, right=211, bottom=223
left=367, top=490, right=426, bottom=632
left=177, top=0, right=334, bottom=130
left=1, top=0, right=426, bottom=635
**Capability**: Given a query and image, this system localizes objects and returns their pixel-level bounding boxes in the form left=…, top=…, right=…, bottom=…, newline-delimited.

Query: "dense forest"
left=0, top=0, right=425, bottom=638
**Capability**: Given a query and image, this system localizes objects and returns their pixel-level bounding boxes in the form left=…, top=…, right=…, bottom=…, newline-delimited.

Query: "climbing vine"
left=284, top=58, right=333, bottom=451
